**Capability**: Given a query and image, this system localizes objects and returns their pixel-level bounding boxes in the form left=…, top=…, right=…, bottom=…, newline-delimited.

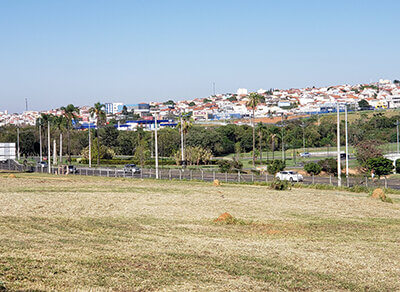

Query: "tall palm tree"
left=89, top=102, right=106, bottom=166
left=257, top=122, right=267, bottom=162
left=269, top=133, right=277, bottom=160
left=178, top=113, right=193, bottom=165
left=246, top=93, right=263, bottom=167
left=60, top=104, right=80, bottom=164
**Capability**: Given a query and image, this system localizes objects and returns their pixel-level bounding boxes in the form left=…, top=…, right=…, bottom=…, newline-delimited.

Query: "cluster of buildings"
left=2, top=79, right=400, bottom=130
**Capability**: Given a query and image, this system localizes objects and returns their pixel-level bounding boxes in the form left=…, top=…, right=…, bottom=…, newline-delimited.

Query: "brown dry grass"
left=1, top=173, right=400, bottom=291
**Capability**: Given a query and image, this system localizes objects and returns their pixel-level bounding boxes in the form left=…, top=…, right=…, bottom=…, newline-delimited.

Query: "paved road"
left=1, top=160, right=396, bottom=190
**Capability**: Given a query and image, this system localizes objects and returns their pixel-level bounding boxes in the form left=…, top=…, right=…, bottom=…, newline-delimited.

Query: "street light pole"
left=88, top=123, right=91, bottom=168
left=17, top=127, right=20, bottom=160
left=397, top=120, right=399, bottom=154
left=155, top=113, right=159, bottom=179
left=345, top=105, right=349, bottom=180
left=337, top=103, right=341, bottom=187
left=39, top=119, right=42, bottom=162
left=281, top=114, right=285, bottom=161
left=180, top=115, right=184, bottom=167
left=48, top=121, right=51, bottom=173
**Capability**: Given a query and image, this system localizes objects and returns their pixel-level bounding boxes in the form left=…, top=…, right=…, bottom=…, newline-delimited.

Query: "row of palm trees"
left=37, top=102, right=106, bottom=166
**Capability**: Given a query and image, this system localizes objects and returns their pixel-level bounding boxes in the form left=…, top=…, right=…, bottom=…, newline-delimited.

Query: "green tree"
left=355, top=140, right=383, bottom=169
left=358, top=99, right=370, bottom=109
left=267, top=160, right=286, bottom=175
left=60, top=104, right=80, bottom=163
left=366, top=157, right=394, bottom=177
left=304, top=162, right=322, bottom=175
left=134, top=139, right=150, bottom=168
left=246, top=93, right=263, bottom=167
left=90, top=102, right=106, bottom=166
left=318, top=158, right=339, bottom=176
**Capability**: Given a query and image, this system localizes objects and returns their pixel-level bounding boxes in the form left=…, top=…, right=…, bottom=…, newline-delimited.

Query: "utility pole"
left=47, top=121, right=51, bottom=173
left=301, top=121, right=306, bottom=154
left=337, top=103, right=341, bottom=187
left=25, top=98, right=28, bottom=111
left=59, top=133, right=62, bottom=165
left=155, top=113, right=159, bottom=179
left=17, top=127, right=20, bottom=160
left=345, top=105, right=349, bottom=180
left=39, top=119, right=42, bottom=162
left=88, top=123, right=92, bottom=168
left=53, top=139, right=57, bottom=165
left=180, top=115, right=185, bottom=167
left=396, top=120, right=399, bottom=154
left=281, top=114, right=285, bottom=161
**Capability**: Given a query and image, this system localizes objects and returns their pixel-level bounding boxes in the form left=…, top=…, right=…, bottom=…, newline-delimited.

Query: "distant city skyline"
left=1, top=0, right=400, bottom=113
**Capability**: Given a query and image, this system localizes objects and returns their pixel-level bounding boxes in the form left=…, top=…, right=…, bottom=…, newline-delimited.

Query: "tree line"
left=1, top=105, right=400, bottom=167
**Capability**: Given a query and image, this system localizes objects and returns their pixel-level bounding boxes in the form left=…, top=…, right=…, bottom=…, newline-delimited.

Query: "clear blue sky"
left=1, top=0, right=400, bottom=113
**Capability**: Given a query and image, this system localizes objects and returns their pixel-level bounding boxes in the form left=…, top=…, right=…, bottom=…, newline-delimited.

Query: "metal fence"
left=0, top=160, right=397, bottom=190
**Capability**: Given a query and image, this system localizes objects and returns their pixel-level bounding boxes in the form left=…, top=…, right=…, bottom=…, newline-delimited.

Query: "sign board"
left=0, top=143, right=16, bottom=161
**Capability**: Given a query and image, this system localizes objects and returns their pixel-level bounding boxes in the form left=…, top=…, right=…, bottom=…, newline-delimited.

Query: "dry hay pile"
left=214, top=212, right=233, bottom=223
left=371, top=188, right=386, bottom=200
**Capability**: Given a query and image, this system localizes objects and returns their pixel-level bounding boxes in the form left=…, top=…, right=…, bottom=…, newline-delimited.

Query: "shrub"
left=270, top=179, right=290, bottom=191
left=395, top=159, right=400, bottom=174
left=318, top=158, right=339, bottom=175
left=304, top=162, right=322, bottom=175
left=267, top=160, right=286, bottom=175
left=217, top=159, right=243, bottom=173
left=366, top=157, right=394, bottom=177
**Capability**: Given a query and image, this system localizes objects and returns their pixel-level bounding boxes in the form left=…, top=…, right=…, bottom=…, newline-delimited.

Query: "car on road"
left=37, top=161, right=48, bottom=168
left=275, top=171, right=303, bottom=182
left=68, top=165, right=78, bottom=174
left=124, top=164, right=141, bottom=174
left=300, top=152, right=311, bottom=158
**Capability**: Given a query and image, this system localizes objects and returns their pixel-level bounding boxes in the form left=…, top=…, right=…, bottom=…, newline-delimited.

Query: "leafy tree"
left=228, top=96, right=237, bottom=102
left=100, top=125, right=119, bottom=149
left=188, top=101, right=196, bottom=107
left=355, top=140, right=383, bottom=169
left=164, top=100, right=175, bottom=106
left=81, top=138, right=115, bottom=161
left=304, top=162, right=322, bottom=175
left=358, top=99, right=370, bottom=109
left=267, top=160, right=286, bottom=175
left=217, top=159, right=243, bottom=173
left=247, top=93, right=263, bottom=167
left=60, top=104, right=80, bottom=163
left=396, top=159, right=400, bottom=174
left=90, top=102, right=106, bottom=166
left=366, top=157, right=394, bottom=177
left=318, top=158, right=339, bottom=176
left=134, top=139, right=150, bottom=168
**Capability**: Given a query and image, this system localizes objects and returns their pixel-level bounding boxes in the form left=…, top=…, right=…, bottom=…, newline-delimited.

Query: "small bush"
left=267, top=160, right=286, bottom=175
left=318, top=158, right=339, bottom=175
left=270, top=179, right=290, bottom=191
left=304, top=162, right=322, bottom=175
left=396, top=159, right=400, bottom=174
left=217, top=159, right=243, bottom=173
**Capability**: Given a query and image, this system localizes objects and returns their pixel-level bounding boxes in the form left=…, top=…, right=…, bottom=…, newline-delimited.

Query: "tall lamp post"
left=88, top=122, right=92, bottom=168
left=17, top=127, right=20, bottom=161
left=47, top=121, right=51, bottom=173
left=337, top=103, right=341, bottom=187
left=345, top=104, right=349, bottom=183
left=154, top=112, right=159, bottom=179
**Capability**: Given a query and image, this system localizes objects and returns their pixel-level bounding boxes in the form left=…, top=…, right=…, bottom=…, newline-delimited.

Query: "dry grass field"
left=1, top=172, right=400, bottom=291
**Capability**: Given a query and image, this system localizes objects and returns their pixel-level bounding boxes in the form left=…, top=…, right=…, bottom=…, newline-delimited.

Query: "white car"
left=275, top=171, right=303, bottom=182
